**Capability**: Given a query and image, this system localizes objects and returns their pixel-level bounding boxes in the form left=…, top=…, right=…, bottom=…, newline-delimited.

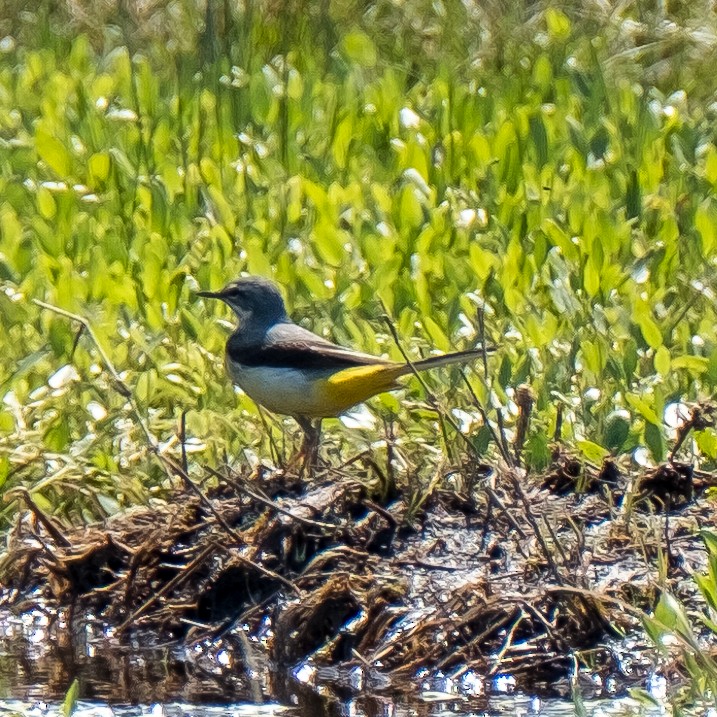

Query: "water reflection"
left=0, top=695, right=677, bottom=717
left=0, top=608, right=680, bottom=717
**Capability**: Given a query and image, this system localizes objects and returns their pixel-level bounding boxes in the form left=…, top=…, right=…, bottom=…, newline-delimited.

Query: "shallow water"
left=0, top=606, right=694, bottom=717
left=0, top=695, right=679, bottom=717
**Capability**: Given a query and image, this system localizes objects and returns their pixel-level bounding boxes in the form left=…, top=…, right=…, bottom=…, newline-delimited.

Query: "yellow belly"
left=226, top=361, right=403, bottom=418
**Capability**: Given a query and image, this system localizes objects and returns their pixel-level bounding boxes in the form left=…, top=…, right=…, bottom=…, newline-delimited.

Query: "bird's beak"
left=196, top=289, right=223, bottom=300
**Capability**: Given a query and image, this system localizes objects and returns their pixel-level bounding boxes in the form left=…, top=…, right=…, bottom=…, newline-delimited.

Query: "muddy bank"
left=0, top=447, right=712, bottom=701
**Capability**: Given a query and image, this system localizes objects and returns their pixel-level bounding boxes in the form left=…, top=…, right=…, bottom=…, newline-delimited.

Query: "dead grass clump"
left=0, top=445, right=715, bottom=695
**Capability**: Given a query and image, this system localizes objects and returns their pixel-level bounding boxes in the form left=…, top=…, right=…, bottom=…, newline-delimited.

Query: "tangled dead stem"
left=0, top=417, right=715, bottom=699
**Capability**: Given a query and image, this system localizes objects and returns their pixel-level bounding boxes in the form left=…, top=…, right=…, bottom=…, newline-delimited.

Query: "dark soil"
left=0, top=440, right=714, bottom=703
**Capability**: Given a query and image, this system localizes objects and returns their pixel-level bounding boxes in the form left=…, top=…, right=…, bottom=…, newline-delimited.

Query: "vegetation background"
left=1, top=0, right=717, bottom=526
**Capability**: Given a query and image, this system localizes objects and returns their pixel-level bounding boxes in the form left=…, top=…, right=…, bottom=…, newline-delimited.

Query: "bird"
left=197, top=276, right=491, bottom=468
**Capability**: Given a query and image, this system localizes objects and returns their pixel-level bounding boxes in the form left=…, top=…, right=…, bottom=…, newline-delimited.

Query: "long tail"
left=322, top=346, right=495, bottom=416
left=394, top=347, right=494, bottom=378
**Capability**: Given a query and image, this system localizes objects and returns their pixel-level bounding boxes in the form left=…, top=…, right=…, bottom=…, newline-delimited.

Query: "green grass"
left=1, top=0, right=717, bottom=523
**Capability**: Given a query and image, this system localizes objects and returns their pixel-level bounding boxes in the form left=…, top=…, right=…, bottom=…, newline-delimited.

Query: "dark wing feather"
left=227, top=323, right=392, bottom=371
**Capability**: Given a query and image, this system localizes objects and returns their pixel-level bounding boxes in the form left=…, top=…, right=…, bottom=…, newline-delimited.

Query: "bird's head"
left=197, top=276, right=288, bottom=328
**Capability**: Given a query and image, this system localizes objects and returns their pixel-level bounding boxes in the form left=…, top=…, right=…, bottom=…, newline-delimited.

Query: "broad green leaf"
left=525, top=433, right=550, bottom=471
left=44, top=419, right=71, bottom=452
left=700, top=530, right=717, bottom=558
left=0, top=412, right=14, bottom=433
left=498, top=355, right=512, bottom=387
left=342, top=31, right=377, bottom=67
left=576, top=439, right=609, bottom=464
left=695, top=430, right=717, bottom=460
left=583, top=259, right=600, bottom=297
left=0, top=455, right=9, bottom=488
left=422, top=316, right=450, bottom=352
left=332, top=116, right=353, bottom=169
left=312, top=221, right=345, bottom=265
left=671, top=355, right=709, bottom=374
left=644, top=422, right=665, bottom=462
left=581, top=340, right=607, bottom=375
left=653, top=345, right=670, bottom=376
left=532, top=55, right=553, bottom=94
left=37, top=187, right=56, bottom=220
left=397, top=185, right=424, bottom=229
left=696, top=202, right=716, bottom=255
left=604, top=414, right=629, bottom=452
left=180, top=308, right=202, bottom=341
left=637, top=314, right=662, bottom=349
left=496, top=125, right=520, bottom=193
left=653, top=592, right=695, bottom=642
left=88, top=152, right=111, bottom=184
left=546, top=7, right=571, bottom=40
left=626, top=394, right=661, bottom=426
left=471, top=424, right=492, bottom=455
left=36, top=126, right=71, bottom=177
left=705, top=145, right=717, bottom=185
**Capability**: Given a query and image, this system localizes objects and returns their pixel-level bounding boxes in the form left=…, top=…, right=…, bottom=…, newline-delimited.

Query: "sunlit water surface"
left=0, top=696, right=688, bottom=717
left=0, top=606, right=703, bottom=717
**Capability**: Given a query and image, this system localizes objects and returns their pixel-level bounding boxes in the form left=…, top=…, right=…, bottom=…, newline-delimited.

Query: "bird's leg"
left=295, top=416, right=322, bottom=476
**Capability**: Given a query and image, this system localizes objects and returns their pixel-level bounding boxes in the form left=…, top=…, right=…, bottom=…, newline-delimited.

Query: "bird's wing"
left=228, top=322, right=395, bottom=371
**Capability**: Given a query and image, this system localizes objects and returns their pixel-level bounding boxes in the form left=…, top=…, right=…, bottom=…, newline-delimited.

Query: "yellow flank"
left=312, top=363, right=405, bottom=417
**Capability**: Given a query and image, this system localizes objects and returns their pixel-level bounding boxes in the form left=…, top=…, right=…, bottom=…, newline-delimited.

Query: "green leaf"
left=576, top=439, right=609, bottom=464
left=695, top=200, right=716, bottom=255
left=653, top=592, right=694, bottom=642
left=532, top=55, right=553, bottom=95
left=637, top=314, right=662, bottom=350
left=494, top=120, right=520, bottom=193
left=653, top=345, right=670, bottom=376
left=581, top=340, right=607, bottom=375
left=644, top=422, right=665, bottom=462
left=705, top=145, right=717, bottom=185
left=627, top=688, right=660, bottom=708
left=342, top=31, right=377, bottom=67
left=397, top=185, right=424, bottom=229
left=566, top=116, right=588, bottom=160
left=671, top=355, right=709, bottom=374
left=525, top=433, right=550, bottom=471
left=626, top=393, right=661, bottom=426
left=88, top=152, right=111, bottom=184
left=37, top=187, right=57, bottom=219
left=694, top=572, right=717, bottom=614
left=625, top=169, right=641, bottom=220
left=61, top=678, right=80, bottom=717
left=421, top=316, right=450, bottom=352
left=583, top=258, right=600, bottom=297
left=97, top=493, right=121, bottom=515
left=604, top=414, right=629, bottom=452
left=332, top=116, right=353, bottom=169
left=546, top=7, right=571, bottom=40
left=0, top=455, right=9, bottom=488
left=313, top=221, right=345, bottom=265
left=45, top=420, right=71, bottom=452
left=498, top=355, right=512, bottom=388
left=622, top=339, right=638, bottom=379
left=180, top=308, right=202, bottom=341
left=36, top=126, right=71, bottom=177
left=529, top=114, right=548, bottom=167
left=48, top=318, right=74, bottom=357
left=471, top=424, right=492, bottom=455
left=0, top=412, right=14, bottom=433
left=695, top=430, right=717, bottom=460
left=700, top=530, right=717, bottom=558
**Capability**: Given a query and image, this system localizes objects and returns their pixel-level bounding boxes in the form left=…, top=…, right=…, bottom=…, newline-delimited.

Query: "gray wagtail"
left=197, top=276, right=490, bottom=463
